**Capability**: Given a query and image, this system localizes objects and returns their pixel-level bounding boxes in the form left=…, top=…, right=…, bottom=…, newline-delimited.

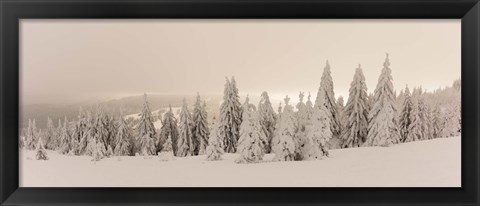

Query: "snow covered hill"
left=20, top=136, right=460, bottom=187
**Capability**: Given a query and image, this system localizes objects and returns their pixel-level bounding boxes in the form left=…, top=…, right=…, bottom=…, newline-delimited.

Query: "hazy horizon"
left=21, top=19, right=460, bottom=105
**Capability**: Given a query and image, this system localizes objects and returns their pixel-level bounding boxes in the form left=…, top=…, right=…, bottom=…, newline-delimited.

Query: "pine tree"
left=218, top=77, right=242, bottom=153
left=114, top=115, right=133, bottom=156
left=272, top=96, right=296, bottom=161
left=135, top=94, right=157, bottom=156
left=158, top=105, right=180, bottom=155
left=92, top=139, right=106, bottom=161
left=365, top=54, right=400, bottom=146
left=431, top=104, right=444, bottom=138
left=59, top=117, right=72, bottom=154
left=336, top=96, right=346, bottom=131
left=296, top=92, right=308, bottom=132
left=35, top=138, right=49, bottom=160
left=341, top=66, right=369, bottom=148
left=235, top=99, right=266, bottom=164
left=398, top=85, right=413, bottom=142
left=44, top=117, right=56, bottom=150
left=192, top=94, right=210, bottom=155
left=25, top=119, right=38, bottom=150
left=406, top=88, right=423, bottom=142
left=315, top=61, right=341, bottom=137
left=306, top=92, right=332, bottom=159
left=177, top=98, right=194, bottom=157
left=206, top=117, right=224, bottom=161
left=257, top=91, right=277, bottom=154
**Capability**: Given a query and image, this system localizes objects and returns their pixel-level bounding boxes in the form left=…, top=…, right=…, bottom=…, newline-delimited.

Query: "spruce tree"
left=206, top=117, right=224, bottom=161
left=336, top=96, right=346, bottom=131
left=135, top=94, right=157, bottom=156
left=272, top=96, right=296, bottom=161
left=315, top=61, right=341, bottom=137
left=306, top=92, right=332, bottom=159
left=341, top=66, right=369, bottom=148
left=59, top=117, right=72, bottom=154
left=257, top=91, right=277, bottom=153
left=294, top=92, right=310, bottom=160
left=45, top=117, right=56, bottom=150
left=35, top=138, right=49, bottom=160
left=177, top=98, right=194, bottom=157
left=235, top=99, right=266, bottom=163
left=406, top=88, right=423, bottom=142
left=365, top=54, right=400, bottom=146
left=158, top=105, right=180, bottom=155
left=431, top=104, right=444, bottom=138
left=192, top=94, right=210, bottom=155
left=398, top=85, right=413, bottom=142
left=114, top=115, right=133, bottom=156
left=25, top=119, right=38, bottom=150
left=218, top=77, right=242, bottom=153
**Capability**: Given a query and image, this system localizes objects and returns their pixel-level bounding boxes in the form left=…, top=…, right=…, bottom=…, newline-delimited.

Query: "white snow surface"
left=20, top=136, right=460, bottom=187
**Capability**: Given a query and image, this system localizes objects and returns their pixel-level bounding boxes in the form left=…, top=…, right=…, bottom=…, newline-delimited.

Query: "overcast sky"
left=20, top=19, right=460, bottom=105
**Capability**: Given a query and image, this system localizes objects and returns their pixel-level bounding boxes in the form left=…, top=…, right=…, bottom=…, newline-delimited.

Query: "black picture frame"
left=1, top=0, right=479, bottom=205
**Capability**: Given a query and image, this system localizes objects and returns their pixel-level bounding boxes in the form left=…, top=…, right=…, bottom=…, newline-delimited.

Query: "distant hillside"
left=21, top=94, right=223, bottom=128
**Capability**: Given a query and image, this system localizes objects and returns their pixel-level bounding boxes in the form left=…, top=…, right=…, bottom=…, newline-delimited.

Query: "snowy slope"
left=124, top=107, right=181, bottom=129
left=19, top=136, right=460, bottom=187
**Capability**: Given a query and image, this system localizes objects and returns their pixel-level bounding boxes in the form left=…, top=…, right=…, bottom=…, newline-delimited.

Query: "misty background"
left=20, top=19, right=460, bottom=127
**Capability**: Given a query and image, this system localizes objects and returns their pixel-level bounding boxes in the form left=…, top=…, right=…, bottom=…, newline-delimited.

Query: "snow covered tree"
left=442, top=103, right=461, bottom=137
left=398, top=85, right=413, bottom=142
left=135, top=93, right=157, bottom=156
left=315, top=60, right=341, bottom=137
left=431, top=104, right=444, bottom=138
left=365, top=54, right=400, bottom=146
left=177, top=98, right=194, bottom=157
left=306, top=92, right=332, bottom=159
left=235, top=97, right=266, bottom=163
left=25, top=119, right=38, bottom=150
left=59, top=117, right=72, bottom=154
left=305, top=93, right=314, bottom=120
left=44, top=117, right=57, bottom=150
left=35, top=138, right=49, bottom=160
left=296, top=92, right=308, bottom=132
left=206, top=117, right=224, bottom=161
left=218, top=77, right=243, bottom=153
left=257, top=91, right=277, bottom=153
left=341, top=66, right=369, bottom=148
left=272, top=96, right=296, bottom=161
left=336, top=96, right=346, bottom=131
left=405, top=88, right=423, bottom=142
left=158, top=105, right=179, bottom=155
left=192, top=94, right=210, bottom=155
left=91, top=139, right=106, bottom=161
left=114, top=115, right=133, bottom=156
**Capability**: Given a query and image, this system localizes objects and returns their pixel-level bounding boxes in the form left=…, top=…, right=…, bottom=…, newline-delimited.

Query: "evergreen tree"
left=114, top=115, right=133, bottom=156
left=192, top=94, right=210, bottom=155
left=235, top=99, right=266, bottom=163
left=336, top=96, right=346, bottom=131
left=306, top=92, right=332, bottom=159
left=44, top=117, right=56, bottom=150
left=135, top=94, right=157, bottom=156
left=158, top=105, right=179, bottom=155
left=406, top=88, right=423, bottom=142
left=431, top=104, right=444, bottom=138
left=365, top=54, right=400, bottom=146
left=25, top=119, right=38, bottom=150
left=305, top=93, right=314, bottom=121
left=257, top=91, right=277, bottom=153
left=59, top=117, right=72, bottom=154
left=206, top=117, right=224, bottom=161
left=218, top=77, right=242, bottom=153
left=35, top=138, right=49, bottom=160
left=296, top=92, right=308, bottom=132
left=177, top=98, right=194, bottom=157
left=315, top=60, right=341, bottom=137
left=272, top=96, right=296, bottom=161
left=92, top=139, right=106, bottom=161
left=398, top=85, right=413, bottom=142
left=341, top=66, right=369, bottom=148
